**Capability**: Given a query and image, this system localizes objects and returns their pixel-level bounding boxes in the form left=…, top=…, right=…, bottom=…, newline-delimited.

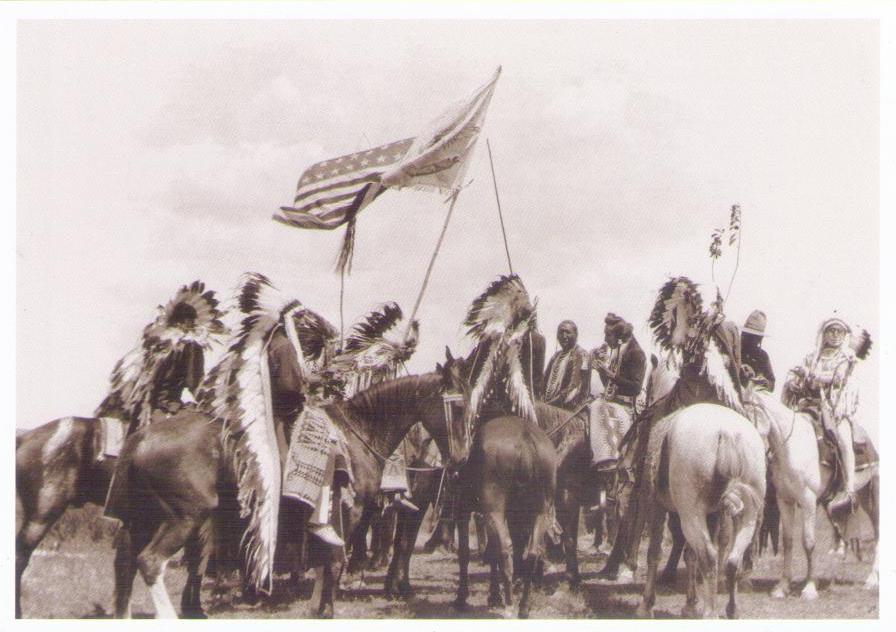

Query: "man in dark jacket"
left=740, top=309, right=775, bottom=390
left=593, top=314, right=647, bottom=409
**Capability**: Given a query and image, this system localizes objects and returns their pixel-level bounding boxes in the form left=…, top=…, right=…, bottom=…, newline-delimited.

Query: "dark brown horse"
left=109, top=371, right=451, bottom=618
left=14, top=343, right=205, bottom=619
left=439, top=350, right=557, bottom=619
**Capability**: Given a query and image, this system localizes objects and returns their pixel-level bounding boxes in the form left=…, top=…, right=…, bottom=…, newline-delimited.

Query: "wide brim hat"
left=742, top=310, right=768, bottom=337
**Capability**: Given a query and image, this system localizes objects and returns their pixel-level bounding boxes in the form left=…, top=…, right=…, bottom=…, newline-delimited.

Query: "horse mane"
left=345, top=372, right=442, bottom=433
left=703, top=338, right=746, bottom=416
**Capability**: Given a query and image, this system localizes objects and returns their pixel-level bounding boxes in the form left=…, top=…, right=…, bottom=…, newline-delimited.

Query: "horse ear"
left=651, top=353, right=658, bottom=368
left=436, top=362, right=443, bottom=374
left=445, top=346, right=454, bottom=362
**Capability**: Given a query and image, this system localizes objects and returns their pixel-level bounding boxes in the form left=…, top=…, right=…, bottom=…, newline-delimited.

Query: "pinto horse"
left=438, top=350, right=557, bottom=619
left=109, top=371, right=451, bottom=618
left=15, top=342, right=205, bottom=619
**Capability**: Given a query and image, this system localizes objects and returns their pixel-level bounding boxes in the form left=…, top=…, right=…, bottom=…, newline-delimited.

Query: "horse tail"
left=715, top=432, right=763, bottom=519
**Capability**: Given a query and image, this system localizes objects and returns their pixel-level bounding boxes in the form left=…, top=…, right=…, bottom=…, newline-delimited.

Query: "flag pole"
left=339, top=267, right=346, bottom=346
left=486, top=138, right=514, bottom=275
left=404, top=189, right=461, bottom=341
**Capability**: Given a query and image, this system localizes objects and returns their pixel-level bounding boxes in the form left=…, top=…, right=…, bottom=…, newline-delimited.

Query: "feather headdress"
left=329, top=302, right=419, bottom=396
left=850, top=328, right=873, bottom=360
left=462, top=274, right=538, bottom=430
left=200, top=272, right=337, bottom=595
left=95, top=280, right=226, bottom=424
left=648, top=276, right=703, bottom=353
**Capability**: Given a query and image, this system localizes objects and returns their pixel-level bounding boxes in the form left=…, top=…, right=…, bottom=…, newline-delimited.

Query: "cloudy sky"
left=16, top=19, right=879, bottom=441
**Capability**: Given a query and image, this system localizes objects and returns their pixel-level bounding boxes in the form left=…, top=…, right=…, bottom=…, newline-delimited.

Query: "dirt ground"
left=19, top=505, right=877, bottom=620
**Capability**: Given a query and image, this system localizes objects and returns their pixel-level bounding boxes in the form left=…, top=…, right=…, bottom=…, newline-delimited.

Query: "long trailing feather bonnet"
left=462, top=274, right=538, bottom=431
left=94, top=280, right=227, bottom=426
left=328, top=302, right=419, bottom=396
left=200, top=272, right=338, bottom=595
left=648, top=276, right=744, bottom=414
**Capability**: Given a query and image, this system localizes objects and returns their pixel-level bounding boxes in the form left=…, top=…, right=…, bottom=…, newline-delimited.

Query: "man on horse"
left=590, top=313, right=646, bottom=469
left=601, top=278, right=746, bottom=579
left=543, top=320, right=591, bottom=410
left=782, top=317, right=864, bottom=511
left=740, top=309, right=775, bottom=391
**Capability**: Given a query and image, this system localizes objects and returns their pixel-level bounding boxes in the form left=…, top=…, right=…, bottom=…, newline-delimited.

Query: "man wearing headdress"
left=543, top=320, right=591, bottom=410
left=600, top=279, right=746, bottom=580
left=740, top=309, right=775, bottom=391
left=783, top=317, right=863, bottom=510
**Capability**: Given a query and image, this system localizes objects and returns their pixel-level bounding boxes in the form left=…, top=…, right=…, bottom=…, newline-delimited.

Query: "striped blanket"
left=282, top=405, right=353, bottom=507
left=587, top=399, right=633, bottom=468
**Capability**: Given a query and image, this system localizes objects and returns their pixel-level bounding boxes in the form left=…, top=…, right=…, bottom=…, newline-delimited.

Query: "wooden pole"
left=404, top=189, right=461, bottom=341
left=486, top=138, right=514, bottom=275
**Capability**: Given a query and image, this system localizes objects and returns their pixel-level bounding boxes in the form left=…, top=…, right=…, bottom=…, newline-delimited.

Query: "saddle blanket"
left=282, top=405, right=353, bottom=507
left=588, top=399, right=633, bottom=468
left=97, top=416, right=127, bottom=461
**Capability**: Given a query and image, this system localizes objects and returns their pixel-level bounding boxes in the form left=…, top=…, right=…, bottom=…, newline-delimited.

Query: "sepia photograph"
left=8, top=2, right=888, bottom=623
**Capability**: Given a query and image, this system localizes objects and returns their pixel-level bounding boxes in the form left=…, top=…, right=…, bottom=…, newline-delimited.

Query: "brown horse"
left=109, top=371, right=451, bottom=618
left=439, top=350, right=557, bottom=619
left=15, top=343, right=205, bottom=619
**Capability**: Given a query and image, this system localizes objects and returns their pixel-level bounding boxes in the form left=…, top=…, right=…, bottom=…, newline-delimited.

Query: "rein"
left=330, top=402, right=390, bottom=464
left=546, top=397, right=595, bottom=438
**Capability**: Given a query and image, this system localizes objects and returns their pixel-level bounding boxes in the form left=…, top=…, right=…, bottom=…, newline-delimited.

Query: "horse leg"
left=113, top=527, right=139, bottom=618
left=771, top=500, right=796, bottom=598
left=561, top=500, right=582, bottom=589
left=396, top=502, right=427, bottom=597
left=724, top=502, right=761, bottom=619
left=484, top=510, right=514, bottom=610
left=679, top=513, right=717, bottom=618
left=659, top=513, right=684, bottom=585
left=453, top=511, right=471, bottom=610
left=384, top=508, right=403, bottom=599
left=635, top=509, right=666, bottom=618
left=798, top=489, right=818, bottom=600
left=180, top=523, right=211, bottom=619
left=137, top=517, right=200, bottom=618
left=681, top=545, right=701, bottom=618
left=15, top=518, right=52, bottom=619
left=863, top=476, right=879, bottom=589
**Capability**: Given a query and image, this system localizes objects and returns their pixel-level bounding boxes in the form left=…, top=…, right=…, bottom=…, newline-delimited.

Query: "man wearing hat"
left=740, top=309, right=776, bottom=391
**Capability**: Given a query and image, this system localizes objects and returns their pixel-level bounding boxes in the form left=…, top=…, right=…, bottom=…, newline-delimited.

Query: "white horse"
left=745, top=389, right=879, bottom=598
left=635, top=403, right=767, bottom=619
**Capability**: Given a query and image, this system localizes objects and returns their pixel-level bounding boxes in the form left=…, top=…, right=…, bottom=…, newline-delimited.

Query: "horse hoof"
left=681, top=603, right=702, bottom=619
left=770, top=584, right=788, bottom=599
left=635, top=604, right=653, bottom=619
left=618, top=567, right=635, bottom=583
left=181, top=609, right=207, bottom=620
left=488, top=593, right=504, bottom=608
left=800, top=583, right=818, bottom=601
left=317, top=604, right=334, bottom=619
left=726, top=603, right=738, bottom=619
left=453, top=598, right=468, bottom=611
left=518, top=607, right=530, bottom=619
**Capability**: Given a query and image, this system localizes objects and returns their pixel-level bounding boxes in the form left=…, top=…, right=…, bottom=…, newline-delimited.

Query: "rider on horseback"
left=601, top=279, right=745, bottom=580
left=782, top=317, right=863, bottom=511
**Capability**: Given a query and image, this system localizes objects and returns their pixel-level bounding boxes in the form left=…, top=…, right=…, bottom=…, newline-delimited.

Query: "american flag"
left=275, top=138, right=414, bottom=230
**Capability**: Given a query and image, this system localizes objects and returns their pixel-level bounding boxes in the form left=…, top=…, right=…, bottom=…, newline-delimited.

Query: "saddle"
left=800, top=405, right=878, bottom=503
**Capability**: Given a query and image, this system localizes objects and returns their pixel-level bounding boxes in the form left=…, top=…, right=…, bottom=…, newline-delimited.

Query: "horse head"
left=645, top=352, right=680, bottom=406
left=436, top=346, right=473, bottom=470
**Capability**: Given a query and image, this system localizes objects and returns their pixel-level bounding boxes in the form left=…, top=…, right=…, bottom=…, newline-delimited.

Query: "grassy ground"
left=20, top=505, right=878, bottom=619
